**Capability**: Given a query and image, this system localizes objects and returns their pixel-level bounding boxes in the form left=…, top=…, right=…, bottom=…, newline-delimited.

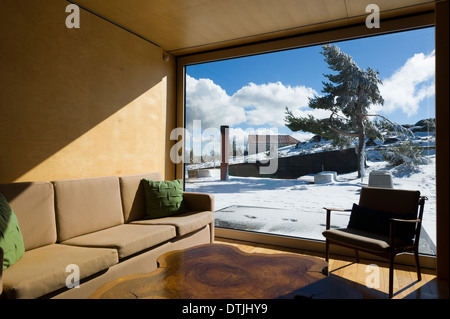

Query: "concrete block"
left=314, top=171, right=336, bottom=184
left=368, top=170, right=393, bottom=188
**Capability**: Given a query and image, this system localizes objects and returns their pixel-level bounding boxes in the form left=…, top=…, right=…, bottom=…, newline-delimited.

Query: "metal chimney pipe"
left=220, top=125, right=229, bottom=180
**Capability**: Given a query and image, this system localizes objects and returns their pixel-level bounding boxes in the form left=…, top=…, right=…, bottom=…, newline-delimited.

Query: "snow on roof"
left=248, top=135, right=300, bottom=145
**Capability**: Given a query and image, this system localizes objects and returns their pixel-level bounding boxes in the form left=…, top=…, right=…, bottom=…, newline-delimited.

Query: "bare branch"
left=364, top=113, right=415, bottom=137
left=328, top=112, right=359, bottom=137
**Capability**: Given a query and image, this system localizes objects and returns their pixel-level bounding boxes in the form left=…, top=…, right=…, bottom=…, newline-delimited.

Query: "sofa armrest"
left=183, top=192, right=214, bottom=213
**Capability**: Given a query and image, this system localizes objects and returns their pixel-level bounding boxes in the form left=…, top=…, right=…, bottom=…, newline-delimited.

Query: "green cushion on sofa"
left=142, top=179, right=187, bottom=219
left=0, top=193, right=25, bottom=270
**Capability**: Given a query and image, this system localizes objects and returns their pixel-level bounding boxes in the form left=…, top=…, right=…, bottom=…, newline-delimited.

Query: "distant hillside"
left=185, top=118, right=435, bottom=172
left=403, top=118, right=435, bottom=132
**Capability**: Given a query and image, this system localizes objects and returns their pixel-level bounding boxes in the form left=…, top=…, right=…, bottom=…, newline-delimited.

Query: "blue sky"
left=185, top=27, right=435, bottom=146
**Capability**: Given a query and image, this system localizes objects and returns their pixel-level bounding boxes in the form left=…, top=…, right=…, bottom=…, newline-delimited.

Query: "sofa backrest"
left=0, top=181, right=56, bottom=250
left=119, top=172, right=162, bottom=223
left=53, top=176, right=124, bottom=242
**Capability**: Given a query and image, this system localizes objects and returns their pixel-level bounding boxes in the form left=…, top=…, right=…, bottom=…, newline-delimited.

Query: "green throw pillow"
left=0, top=193, right=25, bottom=270
left=142, top=179, right=187, bottom=219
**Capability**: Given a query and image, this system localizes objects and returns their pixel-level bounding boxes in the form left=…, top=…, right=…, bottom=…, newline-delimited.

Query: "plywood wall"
left=0, top=0, right=176, bottom=182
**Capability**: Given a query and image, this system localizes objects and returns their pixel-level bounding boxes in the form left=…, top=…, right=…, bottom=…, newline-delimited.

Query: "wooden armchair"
left=322, top=187, right=427, bottom=298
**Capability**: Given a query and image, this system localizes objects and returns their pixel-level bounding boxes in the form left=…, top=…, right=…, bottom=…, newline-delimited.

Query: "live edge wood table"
left=90, top=243, right=333, bottom=299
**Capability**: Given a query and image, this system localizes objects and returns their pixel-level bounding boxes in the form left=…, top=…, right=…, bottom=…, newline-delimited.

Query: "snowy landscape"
left=185, top=124, right=436, bottom=255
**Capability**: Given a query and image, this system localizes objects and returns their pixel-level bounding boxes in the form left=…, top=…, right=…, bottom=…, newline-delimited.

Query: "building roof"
left=248, top=135, right=299, bottom=145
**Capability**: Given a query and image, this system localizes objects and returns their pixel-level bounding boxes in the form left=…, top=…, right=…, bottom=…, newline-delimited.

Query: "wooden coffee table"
left=90, top=243, right=335, bottom=299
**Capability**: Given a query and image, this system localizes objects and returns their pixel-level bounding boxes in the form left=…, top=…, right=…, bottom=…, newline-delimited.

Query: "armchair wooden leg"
left=323, top=240, right=330, bottom=276
left=414, top=249, right=422, bottom=281
left=389, top=254, right=395, bottom=299
left=354, top=250, right=360, bottom=263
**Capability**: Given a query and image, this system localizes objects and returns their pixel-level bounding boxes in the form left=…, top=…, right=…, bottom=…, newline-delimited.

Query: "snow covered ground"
left=185, top=133, right=437, bottom=255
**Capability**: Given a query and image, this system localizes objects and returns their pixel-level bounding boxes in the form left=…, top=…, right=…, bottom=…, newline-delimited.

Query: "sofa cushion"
left=142, top=179, right=187, bottom=219
left=131, top=211, right=214, bottom=237
left=2, top=244, right=118, bottom=299
left=0, top=194, right=25, bottom=270
left=0, top=181, right=56, bottom=250
left=119, top=172, right=163, bottom=223
left=53, top=176, right=124, bottom=242
left=60, top=224, right=176, bottom=259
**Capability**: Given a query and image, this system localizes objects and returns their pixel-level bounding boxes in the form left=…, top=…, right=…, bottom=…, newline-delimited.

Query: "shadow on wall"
left=0, top=0, right=174, bottom=183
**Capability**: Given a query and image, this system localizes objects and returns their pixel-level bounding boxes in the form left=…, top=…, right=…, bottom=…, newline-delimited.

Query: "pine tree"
left=381, top=140, right=429, bottom=170
left=285, top=44, right=385, bottom=178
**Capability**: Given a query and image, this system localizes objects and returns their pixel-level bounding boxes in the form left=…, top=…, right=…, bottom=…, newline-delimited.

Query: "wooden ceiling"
left=72, top=0, right=435, bottom=56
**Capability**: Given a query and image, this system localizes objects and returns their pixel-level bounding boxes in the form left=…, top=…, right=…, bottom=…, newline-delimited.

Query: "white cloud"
left=186, top=75, right=317, bottom=130
left=371, top=50, right=435, bottom=117
left=186, top=50, right=435, bottom=136
left=185, top=75, right=246, bottom=130
left=232, top=82, right=317, bottom=127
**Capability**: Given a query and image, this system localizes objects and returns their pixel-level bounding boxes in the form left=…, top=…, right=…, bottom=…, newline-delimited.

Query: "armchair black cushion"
left=348, top=203, right=416, bottom=243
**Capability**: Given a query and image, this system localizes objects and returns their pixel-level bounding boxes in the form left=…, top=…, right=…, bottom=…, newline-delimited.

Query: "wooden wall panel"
left=0, top=0, right=176, bottom=183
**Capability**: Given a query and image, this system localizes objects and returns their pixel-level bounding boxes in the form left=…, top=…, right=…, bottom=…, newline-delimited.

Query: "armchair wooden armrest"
left=390, top=218, right=421, bottom=224
left=323, top=207, right=351, bottom=230
left=389, top=218, right=422, bottom=247
left=323, top=207, right=351, bottom=212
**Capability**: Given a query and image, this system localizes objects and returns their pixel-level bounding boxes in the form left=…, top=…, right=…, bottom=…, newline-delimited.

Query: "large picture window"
left=183, top=27, right=436, bottom=256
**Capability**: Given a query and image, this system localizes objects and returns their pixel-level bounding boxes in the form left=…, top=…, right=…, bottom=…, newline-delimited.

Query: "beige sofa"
left=0, top=172, right=214, bottom=299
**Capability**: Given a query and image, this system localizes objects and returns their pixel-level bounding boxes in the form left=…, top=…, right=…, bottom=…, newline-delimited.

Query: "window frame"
left=176, top=11, right=438, bottom=269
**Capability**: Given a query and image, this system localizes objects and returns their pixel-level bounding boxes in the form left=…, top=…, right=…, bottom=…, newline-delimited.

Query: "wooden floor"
left=215, top=237, right=449, bottom=299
